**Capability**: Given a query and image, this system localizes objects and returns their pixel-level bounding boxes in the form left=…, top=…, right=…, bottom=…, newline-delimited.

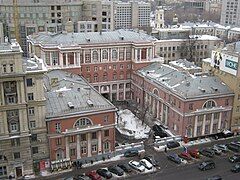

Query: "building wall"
left=131, top=71, right=233, bottom=137
left=47, top=111, right=115, bottom=161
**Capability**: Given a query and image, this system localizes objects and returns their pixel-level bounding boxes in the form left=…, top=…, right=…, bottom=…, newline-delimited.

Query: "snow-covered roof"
left=229, top=27, right=240, bottom=32
left=138, top=62, right=233, bottom=99
left=169, top=59, right=201, bottom=70
left=189, top=35, right=221, bottom=41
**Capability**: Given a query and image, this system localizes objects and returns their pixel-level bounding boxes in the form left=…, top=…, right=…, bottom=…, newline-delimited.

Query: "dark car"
left=199, top=160, right=215, bottom=171
left=231, top=163, right=240, bottom=173
left=229, top=154, right=240, bottom=163
left=96, top=169, right=112, bottom=179
left=152, top=124, right=168, bottom=137
left=227, top=144, right=240, bottom=152
left=199, top=148, right=215, bottom=158
left=143, top=156, right=158, bottom=167
left=86, top=171, right=102, bottom=180
left=117, top=163, right=132, bottom=173
left=166, top=141, right=180, bottom=149
left=206, top=175, right=222, bottom=180
left=167, top=154, right=182, bottom=164
left=73, top=174, right=91, bottom=180
left=124, top=148, right=139, bottom=157
left=108, top=166, right=124, bottom=176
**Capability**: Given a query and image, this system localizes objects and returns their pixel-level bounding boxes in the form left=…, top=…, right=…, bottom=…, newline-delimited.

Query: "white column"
left=66, top=53, right=68, bottom=67
left=123, top=83, right=126, bottom=100
left=218, top=112, right=222, bottom=132
left=20, top=81, right=25, bottom=103
left=59, top=53, right=63, bottom=67
left=109, top=49, right=111, bottom=62
left=87, top=133, right=91, bottom=157
left=194, top=115, right=198, bottom=137
left=76, top=135, right=81, bottom=159
left=157, top=101, right=160, bottom=119
left=210, top=113, right=214, bottom=134
left=160, top=103, right=164, bottom=123
left=0, top=83, right=5, bottom=105
left=50, top=52, right=53, bottom=66
left=124, top=47, right=126, bottom=61
left=83, top=50, right=86, bottom=64
left=146, top=48, right=149, bottom=61
left=98, top=131, right=102, bottom=154
left=135, top=48, right=138, bottom=61
left=149, top=48, right=153, bottom=60
left=65, top=137, right=70, bottom=159
left=73, top=52, right=76, bottom=66
left=77, top=52, right=80, bottom=66
left=165, top=106, right=168, bottom=126
left=202, top=114, right=206, bottom=135
left=139, top=49, right=142, bottom=62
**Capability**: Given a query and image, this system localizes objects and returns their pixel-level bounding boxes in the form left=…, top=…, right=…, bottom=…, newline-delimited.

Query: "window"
left=27, top=93, right=34, bottom=101
left=81, top=134, right=86, bottom=141
left=32, top=147, right=38, bottom=154
left=11, top=138, right=20, bottom=146
left=203, top=100, right=216, bottom=108
left=26, top=78, right=33, bottom=86
left=112, top=49, right=117, bottom=60
left=92, top=51, right=98, bottom=62
left=55, top=122, right=61, bottom=133
left=92, top=132, right=97, bottom=139
left=28, top=107, right=35, bottom=115
left=104, top=130, right=109, bottom=137
left=51, top=6, right=54, bottom=10
left=91, top=144, right=97, bottom=152
left=102, top=50, right=108, bottom=60
left=31, top=134, right=37, bottom=142
left=10, top=122, right=18, bottom=132
left=103, top=115, right=108, bottom=123
left=81, top=146, right=87, bottom=154
left=69, top=136, right=76, bottom=143
left=10, top=64, right=14, bottom=72
left=74, top=118, right=92, bottom=128
left=2, top=64, right=6, bottom=73
left=225, top=99, right=229, bottom=106
left=30, top=121, right=36, bottom=129
left=13, top=152, right=20, bottom=159
left=120, top=64, right=124, bottom=69
left=189, top=103, right=193, bottom=110
left=113, top=65, right=117, bottom=70
left=56, top=138, right=62, bottom=145
left=86, top=66, right=90, bottom=72
left=70, top=148, right=76, bottom=156
left=104, top=141, right=110, bottom=150
left=57, top=6, right=61, bottom=10
left=94, top=66, right=98, bottom=72
left=0, top=166, right=7, bottom=176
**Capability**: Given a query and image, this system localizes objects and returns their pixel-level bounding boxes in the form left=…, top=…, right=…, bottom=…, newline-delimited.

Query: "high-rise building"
left=114, top=1, right=151, bottom=30
left=0, top=41, right=48, bottom=178
left=220, top=0, right=240, bottom=27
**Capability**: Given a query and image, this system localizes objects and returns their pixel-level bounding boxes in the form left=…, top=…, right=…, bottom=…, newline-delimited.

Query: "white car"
left=140, top=159, right=153, bottom=170
left=129, top=160, right=145, bottom=172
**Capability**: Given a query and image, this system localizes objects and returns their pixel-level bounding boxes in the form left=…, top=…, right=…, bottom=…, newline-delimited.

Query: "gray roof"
left=44, top=70, right=115, bottom=119
left=235, top=41, right=240, bottom=53
left=138, top=63, right=234, bottom=99
left=169, top=59, right=202, bottom=70
left=29, top=29, right=156, bottom=46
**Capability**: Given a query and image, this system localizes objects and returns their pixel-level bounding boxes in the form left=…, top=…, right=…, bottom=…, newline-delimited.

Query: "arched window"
left=104, top=141, right=110, bottom=152
left=153, top=88, right=159, bottom=96
left=103, top=72, right=108, bottom=81
left=112, top=49, right=118, bottom=61
left=102, top=50, right=108, bottom=60
left=74, top=118, right=93, bottom=128
left=203, top=100, right=216, bottom=108
left=92, top=51, right=98, bottom=62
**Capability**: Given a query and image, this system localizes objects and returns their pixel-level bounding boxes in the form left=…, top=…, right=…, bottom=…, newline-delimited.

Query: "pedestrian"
left=164, top=146, right=167, bottom=153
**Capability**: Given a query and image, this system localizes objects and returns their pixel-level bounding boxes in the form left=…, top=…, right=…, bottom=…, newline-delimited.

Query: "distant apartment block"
left=220, top=0, right=240, bottom=27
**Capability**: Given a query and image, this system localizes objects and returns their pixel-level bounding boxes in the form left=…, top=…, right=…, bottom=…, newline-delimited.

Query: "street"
left=37, top=135, right=240, bottom=180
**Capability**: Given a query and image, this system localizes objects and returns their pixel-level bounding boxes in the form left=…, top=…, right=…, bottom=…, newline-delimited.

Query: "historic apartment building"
left=44, top=70, right=116, bottom=170
left=27, top=29, right=161, bottom=102
left=0, top=41, right=49, bottom=179
left=202, top=41, right=240, bottom=133
left=131, top=62, right=234, bottom=138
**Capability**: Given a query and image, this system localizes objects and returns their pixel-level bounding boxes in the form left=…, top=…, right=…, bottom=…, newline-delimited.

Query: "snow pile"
left=116, top=109, right=151, bottom=139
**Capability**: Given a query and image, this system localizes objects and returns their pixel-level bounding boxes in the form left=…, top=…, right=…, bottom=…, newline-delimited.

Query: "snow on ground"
left=116, top=109, right=151, bottom=139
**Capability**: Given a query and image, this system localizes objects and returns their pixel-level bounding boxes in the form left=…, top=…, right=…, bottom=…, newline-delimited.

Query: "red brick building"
left=132, top=62, right=234, bottom=138
left=28, top=30, right=162, bottom=102
left=44, top=70, right=116, bottom=167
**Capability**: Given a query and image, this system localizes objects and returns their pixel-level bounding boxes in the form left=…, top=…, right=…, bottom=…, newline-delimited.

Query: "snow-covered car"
left=215, top=144, right=229, bottom=152
left=140, top=159, right=153, bottom=170
left=212, top=146, right=222, bottom=155
left=128, top=160, right=145, bottom=172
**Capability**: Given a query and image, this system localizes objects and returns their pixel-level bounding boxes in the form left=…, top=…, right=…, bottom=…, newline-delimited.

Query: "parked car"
left=96, top=169, right=112, bottom=179
left=152, top=124, right=168, bottom=137
left=206, top=175, right=222, bottom=180
left=212, top=146, right=222, bottom=155
left=188, top=148, right=200, bottom=158
left=230, top=142, right=240, bottom=147
left=143, top=156, right=158, bottom=167
left=73, top=174, right=91, bottom=180
left=178, top=152, right=192, bottom=160
left=108, top=166, right=124, bottom=176
left=221, top=130, right=234, bottom=138
left=227, top=144, right=240, bottom=152
left=86, top=171, right=102, bottom=180
left=229, top=154, right=240, bottom=163
left=128, top=160, right=145, bottom=172
left=124, top=148, right=139, bottom=157
left=215, top=144, right=229, bottom=153
left=166, top=141, right=180, bottom=149
left=140, top=159, right=153, bottom=170
left=199, top=160, right=215, bottom=171
left=199, top=148, right=215, bottom=158
left=117, top=163, right=132, bottom=173
left=167, top=154, right=182, bottom=164
left=231, top=163, right=240, bottom=173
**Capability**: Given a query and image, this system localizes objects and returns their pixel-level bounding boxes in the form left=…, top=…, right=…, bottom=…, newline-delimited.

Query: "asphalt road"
left=38, top=136, right=240, bottom=180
